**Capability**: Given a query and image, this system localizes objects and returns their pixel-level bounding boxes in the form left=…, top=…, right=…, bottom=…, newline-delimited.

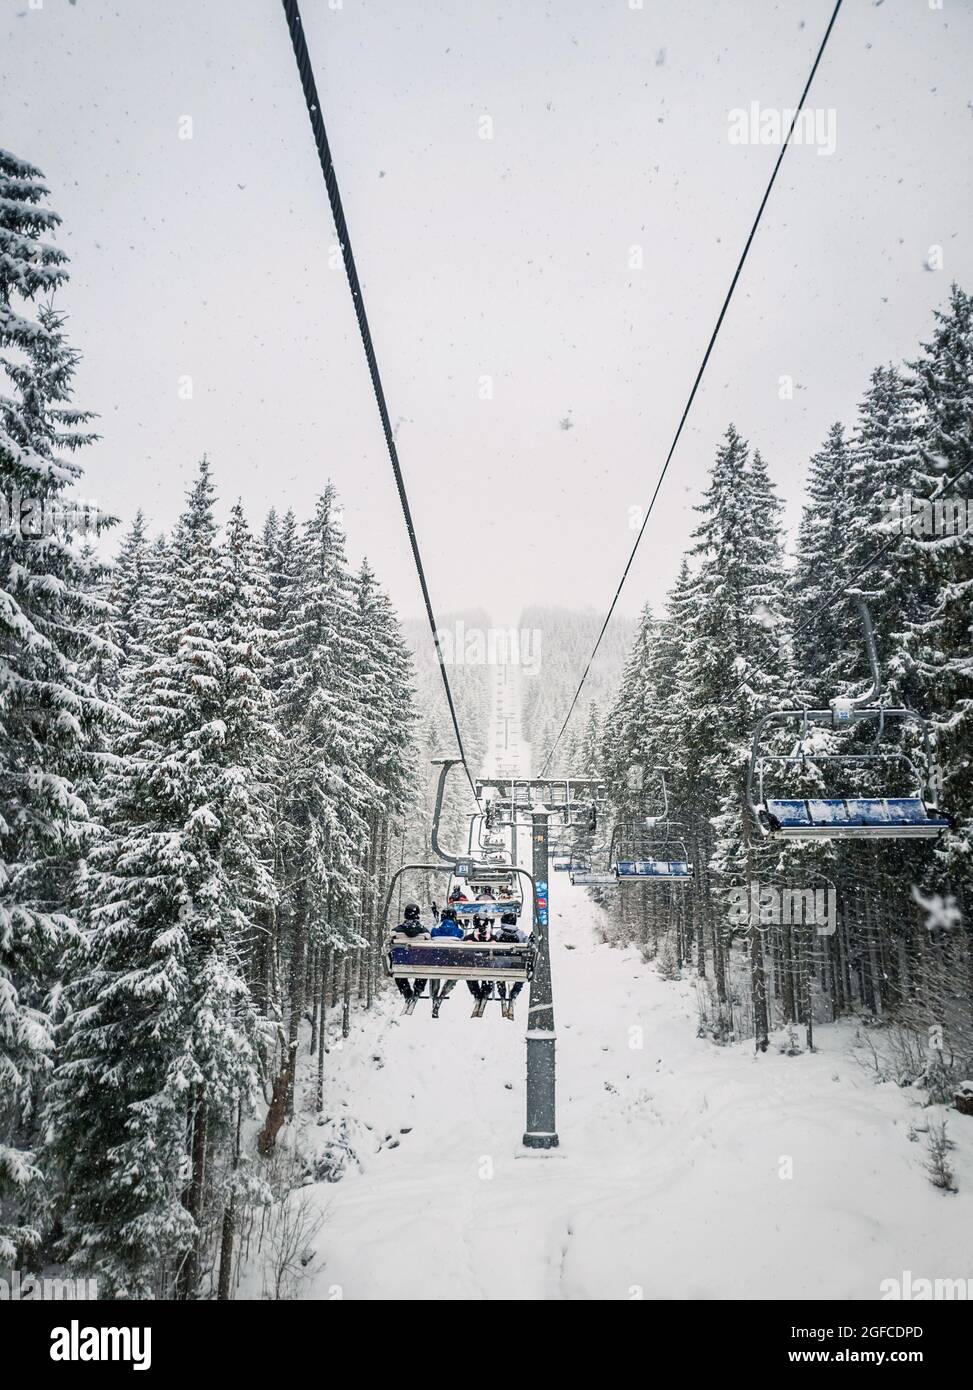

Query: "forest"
left=2, top=141, right=971, bottom=1299
left=0, top=150, right=418, bottom=1297
left=587, top=286, right=973, bottom=1081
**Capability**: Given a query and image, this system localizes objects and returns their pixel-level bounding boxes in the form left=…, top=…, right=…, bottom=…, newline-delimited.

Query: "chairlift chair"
left=609, top=770, right=696, bottom=882
left=565, top=845, right=618, bottom=886
left=382, top=865, right=534, bottom=991
left=747, top=595, right=953, bottom=842
left=569, top=845, right=620, bottom=887
left=452, top=867, right=524, bottom=917
left=614, top=844, right=695, bottom=882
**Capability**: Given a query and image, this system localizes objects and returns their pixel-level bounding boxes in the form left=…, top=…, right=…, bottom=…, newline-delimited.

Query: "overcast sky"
left=4, top=0, right=972, bottom=636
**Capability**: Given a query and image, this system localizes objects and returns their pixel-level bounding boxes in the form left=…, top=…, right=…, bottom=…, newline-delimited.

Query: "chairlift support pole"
left=524, top=809, right=558, bottom=1149
left=847, top=590, right=882, bottom=707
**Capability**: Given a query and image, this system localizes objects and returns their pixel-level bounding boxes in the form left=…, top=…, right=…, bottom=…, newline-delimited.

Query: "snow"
left=279, top=881, right=970, bottom=1302
left=245, top=655, right=973, bottom=1302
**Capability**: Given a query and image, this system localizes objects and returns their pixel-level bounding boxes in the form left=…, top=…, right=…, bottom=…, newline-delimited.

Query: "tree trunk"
left=342, top=952, right=352, bottom=1039
left=257, top=1042, right=297, bottom=1156
left=743, top=785, right=769, bottom=1052
left=177, top=1090, right=208, bottom=1299
left=286, top=893, right=307, bottom=1117
left=316, top=957, right=329, bottom=1114
left=217, top=1104, right=242, bottom=1301
left=309, top=946, right=320, bottom=1057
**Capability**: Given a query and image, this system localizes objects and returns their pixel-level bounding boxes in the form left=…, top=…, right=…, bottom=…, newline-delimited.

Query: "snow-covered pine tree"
left=206, top=497, right=278, bottom=1284
left=601, top=603, right=655, bottom=808
left=641, top=560, right=723, bottom=986
left=49, top=462, right=266, bottom=1297
left=600, top=604, right=661, bottom=951
left=108, top=510, right=152, bottom=669
left=0, top=150, right=107, bottom=1261
left=214, top=499, right=278, bottom=992
left=347, top=558, right=417, bottom=1012
left=257, top=506, right=299, bottom=1020
left=274, top=485, right=378, bottom=1070
left=683, top=427, right=793, bottom=1048
left=575, top=701, right=601, bottom=777
left=903, top=286, right=973, bottom=860
left=261, top=508, right=300, bottom=695
left=792, top=422, right=855, bottom=701
left=842, top=364, right=928, bottom=706
left=895, top=287, right=973, bottom=1064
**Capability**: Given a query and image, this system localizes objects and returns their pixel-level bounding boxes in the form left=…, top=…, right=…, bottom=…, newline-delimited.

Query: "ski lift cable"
left=540, top=0, right=845, bottom=775
left=280, top=0, right=482, bottom=809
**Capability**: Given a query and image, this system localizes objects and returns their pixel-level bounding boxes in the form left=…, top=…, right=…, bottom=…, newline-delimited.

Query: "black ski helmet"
left=443, top=907, right=458, bottom=922
left=500, top=912, right=517, bottom=926
left=404, top=902, right=421, bottom=921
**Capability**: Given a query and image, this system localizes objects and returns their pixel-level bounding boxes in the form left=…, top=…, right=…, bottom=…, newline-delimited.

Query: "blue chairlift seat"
left=762, top=797, right=952, bottom=840
left=616, top=860, right=694, bottom=881
left=449, top=899, right=520, bottom=919
left=388, top=940, right=533, bottom=982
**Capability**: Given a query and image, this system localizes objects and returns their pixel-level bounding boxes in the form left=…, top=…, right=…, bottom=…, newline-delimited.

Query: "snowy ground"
left=291, top=883, right=971, bottom=1301
left=483, top=658, right=530, bottom=781
left=281, top=663, right=971, bottom=1301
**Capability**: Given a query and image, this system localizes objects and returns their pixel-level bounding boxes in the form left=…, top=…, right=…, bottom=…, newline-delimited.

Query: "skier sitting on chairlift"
left=476, top=884, right=497, bottom=901
left=448, top=884, right=468, bottom=903
left=427, top=907, right=464, bottom=1017
left=464, top=915, right=494, bottom=1017
left=494, top=912, right=527, bottom=1021
left=391, top=902, right=430, bottom=1003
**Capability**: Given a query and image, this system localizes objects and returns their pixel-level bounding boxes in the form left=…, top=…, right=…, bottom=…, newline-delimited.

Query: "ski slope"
left=295, top=880, right=971, bottom=1300
left=288, top=660, right=969, bottom=1299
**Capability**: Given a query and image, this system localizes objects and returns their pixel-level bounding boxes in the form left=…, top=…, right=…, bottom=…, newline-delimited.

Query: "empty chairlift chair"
left=747, top=595, right=954, bottom=843
left=613, top=833, right=695, bottom=882
left=758, top=795, right=951, bottom=840
left=569, top=846, right=619, bottom=886
left=609, top=772, right=695, bottom=883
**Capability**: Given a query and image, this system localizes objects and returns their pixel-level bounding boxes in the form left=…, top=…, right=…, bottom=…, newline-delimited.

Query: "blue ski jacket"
left=431, top=921, right=465, bottom=940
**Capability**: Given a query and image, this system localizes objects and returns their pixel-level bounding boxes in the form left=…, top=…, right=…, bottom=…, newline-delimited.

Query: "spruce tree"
left=0, top=150, right=105, bottom=1260
left=274, top=485, right=378, bottom=1068
left=49, top=463, right=265, bottom=1296
left=792, top=423, right=854, bottom=699
left=903, top=286, right=973, bottom=861
left=683, top=427, right=793, bottom=1046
